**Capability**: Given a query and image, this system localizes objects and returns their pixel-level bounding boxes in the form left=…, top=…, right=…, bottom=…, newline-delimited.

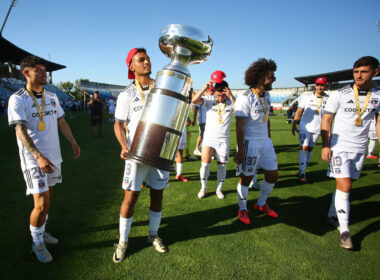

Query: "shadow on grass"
left=74, top=184, right=379, bottom=255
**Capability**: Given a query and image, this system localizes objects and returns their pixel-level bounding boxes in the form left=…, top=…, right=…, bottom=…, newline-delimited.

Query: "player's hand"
left=321, top=147, right=332, bottom=162
left=234, top=149, right=245, bottom=165
left=120, top=147, right=129, bottom=160
left=224, top=87, right=233, bottom=98
left=204, top=80, right=213, bottom=91
left=72, top=142, right=81, bottom=159
left=37, top=156, right=55, bottom=174
left=291, top=124, right=298, bottom=136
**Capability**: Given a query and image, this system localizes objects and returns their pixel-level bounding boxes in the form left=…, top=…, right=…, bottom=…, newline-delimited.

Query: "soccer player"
left=292, top=77, right=329, bottom=182
left=193, top=85, right=215, bottom=155
left=192, top=80, right=235, bottom=199
left=366, top=116, right=378, bottom=159
left=108, top=97, right=116, bottom=123
left=8, top=55, right=81, bottom=263
left=321, top=56, right=380, bottom=250
left=88, top=90, right=105, bottom=137
left=113, top=48, right=169, bottom=263
left=234, top=58, right=279, bottom=225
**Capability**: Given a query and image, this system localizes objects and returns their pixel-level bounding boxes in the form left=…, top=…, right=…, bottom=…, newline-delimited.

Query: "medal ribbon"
left=315, top=93, right=323, bottom=111
left=26, top=87, right=45, bottom=124
left=353, top=84, right=371, bottom=121
left=135, top=80, right=153, bottom=104
left=217, top=103, right=225, bottom=123
left=253, top=89, right=267, bottom=122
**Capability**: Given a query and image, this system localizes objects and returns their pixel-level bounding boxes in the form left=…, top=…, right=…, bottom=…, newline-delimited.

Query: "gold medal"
left=263, top=115, right=267, bottom=122
left=355, top=117, right=362, bottom=126
left=353, top=84, right=371, bottom=127
left=38, top=121, right=46, bottom=131
left=315, top=109, right=319, bottom=114
left=218, top=117, right=223, bottom=124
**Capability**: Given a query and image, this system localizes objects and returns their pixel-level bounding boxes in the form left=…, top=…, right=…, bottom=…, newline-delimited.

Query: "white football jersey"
left=299, top=92, right=329, bottom=133
left=235, top=89, right=270, bottom=140
left=115, top=82, right=151, bottom=148
left=8, top=88, right=65, bottom=169
left=324, top=85, right=380, bottom=153
left=203, top=95, right=234, bottom=140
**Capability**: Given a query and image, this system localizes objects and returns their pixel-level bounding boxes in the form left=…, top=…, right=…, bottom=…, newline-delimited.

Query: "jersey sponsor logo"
left=133, top=105, right=144, bottom=112
left=344, top=108, right=372, bottom=113
left=347, top=100, right=354, bottom=104
left=371, top=98, right=378, bottom=106
left=32, top=109, right=57, bottom=117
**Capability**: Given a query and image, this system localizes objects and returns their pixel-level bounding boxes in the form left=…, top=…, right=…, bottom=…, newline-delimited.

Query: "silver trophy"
left=127, top=24, right=213, bottom=171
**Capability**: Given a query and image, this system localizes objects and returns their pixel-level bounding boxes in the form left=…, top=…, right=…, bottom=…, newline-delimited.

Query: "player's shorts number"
left=246, top=156, right=257, bottom=166
left=332, top=156, right=342, bottom=167
left=125, top=163, right=132, bottom=175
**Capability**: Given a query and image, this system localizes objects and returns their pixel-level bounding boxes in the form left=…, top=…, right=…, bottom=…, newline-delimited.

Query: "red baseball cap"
left=126, top=48, right=138, bottom=80
left=315, top=77, right=327, bottom=85
left=211, top=70, right=226, bottom=84
left=208, top=85, right=215, bottom=91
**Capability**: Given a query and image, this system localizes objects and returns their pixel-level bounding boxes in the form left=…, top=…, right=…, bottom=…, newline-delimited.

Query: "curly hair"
left=245, top=58, right=277, bottom=88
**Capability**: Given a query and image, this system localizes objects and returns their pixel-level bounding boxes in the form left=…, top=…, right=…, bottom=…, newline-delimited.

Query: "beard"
left=264, top=83, right=272, bottom=91
left=143, top=71, right=152, bottom=76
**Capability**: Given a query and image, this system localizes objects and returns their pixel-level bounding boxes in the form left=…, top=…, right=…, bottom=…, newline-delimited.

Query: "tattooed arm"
left=14, top=123, right=54, bottom=173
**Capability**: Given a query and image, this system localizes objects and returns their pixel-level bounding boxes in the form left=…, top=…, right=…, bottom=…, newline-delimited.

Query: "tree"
left=59, top=81, right=74, bottom=97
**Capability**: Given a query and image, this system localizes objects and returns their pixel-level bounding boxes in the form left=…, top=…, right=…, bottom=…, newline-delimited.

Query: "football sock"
left=257, top=179, right=275, bottom=207
left=119, top=215, right=133, bottom=243
left=306, top=151, right=313, bottom=166
left=335, top=189, right=350, bottom=233
left=216, top=164, right=226, bottom=191
left=200, top=162, right=210, bottom=189
left=176, top=163, right=183, bottom=176
left=237, top=183, right=248, bottom=211
left=149, top=210, right=162, bottom=236
left=299, top=150, right=307, bottom=174
left=327, top=191, right=337, bottom=217
left=30, top=224, right=44, bottom=245
left=368, top=139, right=376, bottom=155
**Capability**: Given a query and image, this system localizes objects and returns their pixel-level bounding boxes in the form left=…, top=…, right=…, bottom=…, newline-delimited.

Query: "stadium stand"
left=78, top=80, right=125, bottom=99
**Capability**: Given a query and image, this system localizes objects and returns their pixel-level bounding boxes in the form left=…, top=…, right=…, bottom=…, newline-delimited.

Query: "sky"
left=1, top=0, right=379, bottom=89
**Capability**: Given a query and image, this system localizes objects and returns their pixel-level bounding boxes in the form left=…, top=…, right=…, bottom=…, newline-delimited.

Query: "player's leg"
left=215, top=140, right=229, bottom=199
left=114, top=161, right=145, bottom=263
left=198, top=145, right=214, bottom=198
left=254, top=138, right=279, bottom=218
left=335, top=178, right=353, bottom=250
left=306, top=133, right=319, bottom=166
left=194, top=124, right=205, bottom=155
left=175, top=149, right=188, bottom=182
left=298, top=130, right=309, bottom=182
left=326, top=190, right=340, bottom=230
left=367, top=137, right=377, bottom=158
left=146, top=169, right=169, bottom=253
left=237, top=174, right=253, bottom=224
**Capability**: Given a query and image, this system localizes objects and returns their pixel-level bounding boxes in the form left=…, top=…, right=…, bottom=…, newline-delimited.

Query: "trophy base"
left=126, top=153, right=175, bottom=172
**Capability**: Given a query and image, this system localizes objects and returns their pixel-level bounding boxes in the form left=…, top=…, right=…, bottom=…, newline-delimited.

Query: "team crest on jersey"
left=335, top=169, right=342, bottom=175
left=38, top=180, right=45, bottom=188
left=370, top=98, right=378, bottom=106
left=51, top=99, right=56, bottom=107
left=123, top=177, right=130, bottom=185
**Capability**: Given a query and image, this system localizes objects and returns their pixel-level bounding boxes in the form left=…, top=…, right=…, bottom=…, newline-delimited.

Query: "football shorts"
left=299, top=130, right=320, bottom=148
left=236, top=137, right=278, bottom=176
left=122, top=160, right=169, bottom=191
left=202, top=137, right=229, bottom=163
left=22, top=163, right=62, bottom=195
left=327, top=150, right=365, bottom=179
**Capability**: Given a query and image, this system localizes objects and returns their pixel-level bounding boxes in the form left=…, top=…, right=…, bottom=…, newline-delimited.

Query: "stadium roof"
left=0, top=34, right=66, bottom=72
left=294, top=69, right=354, bottom=86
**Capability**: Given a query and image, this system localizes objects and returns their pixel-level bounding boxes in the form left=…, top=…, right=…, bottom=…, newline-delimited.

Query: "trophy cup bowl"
left=127, top=24, right=213, bottom=171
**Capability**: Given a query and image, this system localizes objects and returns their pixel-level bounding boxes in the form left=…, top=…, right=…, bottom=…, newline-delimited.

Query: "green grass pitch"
left=1, top=110, right=379, bottom=280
